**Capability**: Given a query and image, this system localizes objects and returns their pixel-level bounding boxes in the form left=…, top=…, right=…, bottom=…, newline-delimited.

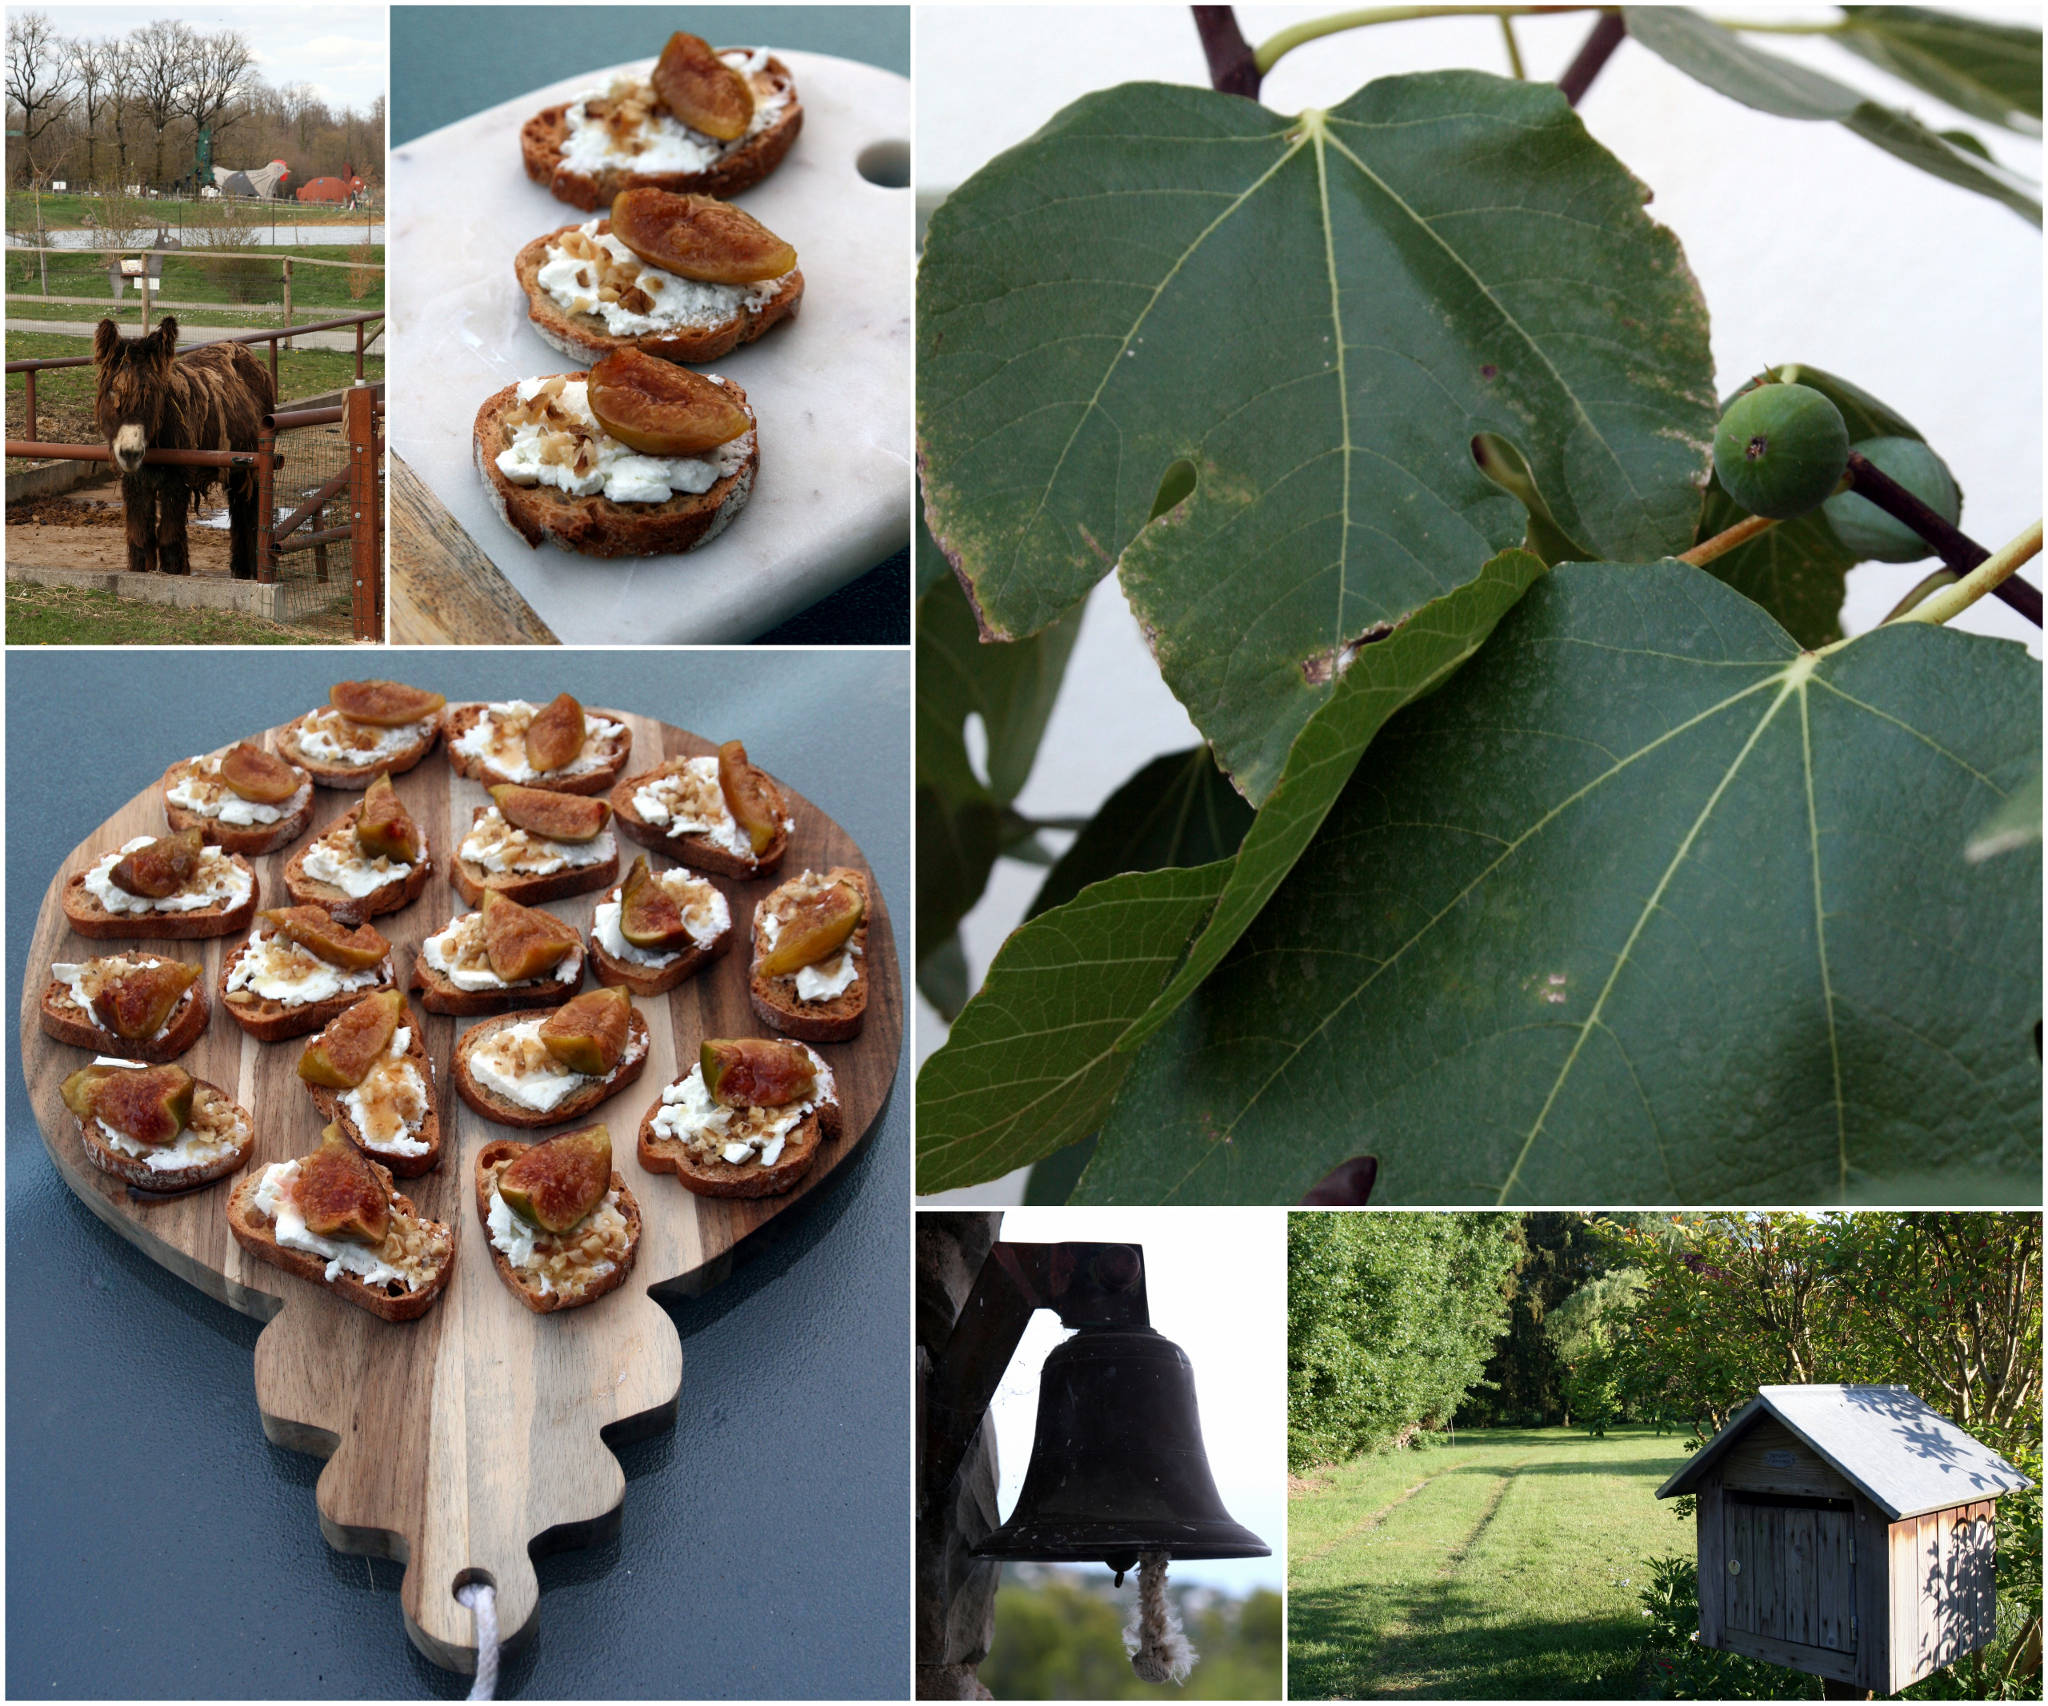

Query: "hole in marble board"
left=857, top=139, right=911, bottom=188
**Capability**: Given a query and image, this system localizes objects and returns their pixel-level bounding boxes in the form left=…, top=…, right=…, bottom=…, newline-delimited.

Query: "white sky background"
left=985, top=1207, right=1287, bottom=1593
left=915, top=5, right=2045, bottom=1199
left=32, top=4, right=385, bottom=116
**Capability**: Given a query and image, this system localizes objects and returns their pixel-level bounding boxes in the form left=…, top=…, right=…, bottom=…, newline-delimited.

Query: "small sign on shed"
left=1657, top=1384, right=2031, bottom=1694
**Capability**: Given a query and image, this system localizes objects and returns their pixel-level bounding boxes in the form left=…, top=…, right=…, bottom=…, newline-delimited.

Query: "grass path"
left=1290, top=1427, right=1693, bottom=1699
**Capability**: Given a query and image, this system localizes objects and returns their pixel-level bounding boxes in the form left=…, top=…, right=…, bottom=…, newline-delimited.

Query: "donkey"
left=92, top=317, right=274, bottom=578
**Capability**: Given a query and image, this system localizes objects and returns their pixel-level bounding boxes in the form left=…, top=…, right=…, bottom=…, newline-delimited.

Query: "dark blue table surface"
left=6, top=650, right=910, bottom=1698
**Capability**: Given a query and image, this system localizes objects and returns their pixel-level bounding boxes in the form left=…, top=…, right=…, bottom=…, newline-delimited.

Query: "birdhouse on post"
left=1657, top=1385, right=2031, bottom=1695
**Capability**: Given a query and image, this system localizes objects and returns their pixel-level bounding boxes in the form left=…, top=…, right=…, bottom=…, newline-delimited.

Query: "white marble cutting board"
left=387, top=50, right=912, bottom=644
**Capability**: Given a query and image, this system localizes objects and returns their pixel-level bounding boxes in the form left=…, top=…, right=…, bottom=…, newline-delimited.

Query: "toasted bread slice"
left=516, top=221, right=804, bottom=367
left=473, top=375, right=757, bottom=559
left=451, top=804, right=620, bottom=909
left=750, top=866, right=869, bottom=1043
left=62, top=839, right=259, bottom=941
left=275, top=710, right=441, bottom=789
left=76, top=1080, right=255, bottom=1194
left=227, top=1156, right=455, bottom=1322
left=39, top=955, right=211, bottom=1062
left=442, top=702, right=631, bottom=797
left=452, top=1006, right=651, bottom=1130
left=521, top=53, right=803, bottom=211
left=473, top=1139, right=641, bottom=1313
left=610, top=755, right=789, bottom=878
left=636, top=1059, right=841, bottom=1198
left=161, top=755, right=315, bottom=856
left=220, top=922, right=397, bottom=1043
left=588, top=869, right=733, bottom=996
left=302, top=1015, right=442, bottom=1179
left=282, top=803, right=434, bottom=924
left=411, top=911, right=586, bottom=1016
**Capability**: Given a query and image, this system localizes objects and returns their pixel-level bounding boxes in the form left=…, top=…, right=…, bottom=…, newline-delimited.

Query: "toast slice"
left=275, top=709, right=441, bottom=789
left=588, top=864, right=733, bottom=996
left=637, top=1048, right=840, bottom=1198
left=516, top=220, right=804, bottom=367
left=161, top=752, right=315, bottom=856
left=76, top=1078, right=255, bottom=1194
left=220, top=917, right=397, bottom=1043
left=442, top=701, right=632, bottom=797
left=282, top=803, right=433, bottom=924
left=62, top=836, right=259, bottom=941
left=302, top=1008, right=442, bottom=1179
left=611, top=752, right=790, bottom=878
left=750, top=866, right=870, bottom=1043
left=452, top=804, right=620, bottom=908
left=474, top=1138, right=641, bottom=1313
left=521, top=51, right=802, bottom=212
left=453, top=1006, right=651, bottom=1130
left=473, top=374, right=756, bottom=558
left=40, top=954, right=211, bottom=1062
left=411, top=909, right=586, bottom=1015
left=228, top=1152, right=455, bottom=1322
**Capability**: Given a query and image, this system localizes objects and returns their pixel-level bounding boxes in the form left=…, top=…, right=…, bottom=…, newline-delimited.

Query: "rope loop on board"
left=456, top=1579, right=500, bottom=1701
left=1123, top=1550, right=1196, bottom=1685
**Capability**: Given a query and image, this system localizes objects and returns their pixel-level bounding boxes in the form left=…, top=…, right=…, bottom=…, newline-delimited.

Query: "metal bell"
left=973, top=1325, right=1270, bottom=1575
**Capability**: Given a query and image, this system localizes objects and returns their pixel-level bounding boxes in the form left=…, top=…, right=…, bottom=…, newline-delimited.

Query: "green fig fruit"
left=330, top=680, right=446, bottom=727
left=650, top=30, right=753, bottom=141
left=299, top=989, right=406, bottom=1090
left=617, top=855, right=691, bottom=951
left=1712, top=382, right=1849, bottom=521
left=220, top=742, right=302, bottom=804
left=62, top=1062, right=194, bottom=1145
left=354, top=773, right=422, bottom=863
left=498, top=1124, right=612, bottom=1233
left=1823, top=436, right=1961, bottom=563
left=538, top=986, right=632, bottom=1077
left=524, top=693, right=586, bottom=774
left=296, top=1125, right=390, bottom=1245
left=717, top=740, right=781, bottom=853
left=109, top=828, right=203, bottom=898
left=91, top=959, right=200, bottom=1040
left=261, top=906, right=390, bottom=971
left=759, top=879, right=862, bottom=977
left=480, top=889, right=578, bottom=982
left=701, top=1038, right=816, bottom=1108
left=489, top=783, right=611, bottom=844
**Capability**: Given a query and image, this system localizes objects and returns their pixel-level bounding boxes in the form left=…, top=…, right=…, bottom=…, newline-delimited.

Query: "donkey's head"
left=92, top=316, right=180, bottom=474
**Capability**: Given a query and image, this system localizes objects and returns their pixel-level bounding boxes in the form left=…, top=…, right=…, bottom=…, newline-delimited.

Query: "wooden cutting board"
left=15, top=711, right=900, bottom=1673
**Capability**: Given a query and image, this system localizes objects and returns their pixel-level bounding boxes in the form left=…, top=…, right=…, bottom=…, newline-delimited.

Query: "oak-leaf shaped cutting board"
left=16, top=710, right=901, bottom=1672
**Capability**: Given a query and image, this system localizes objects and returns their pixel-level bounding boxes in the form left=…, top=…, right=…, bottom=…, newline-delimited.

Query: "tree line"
left=5, top=11, right=383, bottom=196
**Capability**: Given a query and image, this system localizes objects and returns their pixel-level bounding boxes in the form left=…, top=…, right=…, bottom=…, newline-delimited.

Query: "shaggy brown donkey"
left=92, top=317, right=274, bottom=578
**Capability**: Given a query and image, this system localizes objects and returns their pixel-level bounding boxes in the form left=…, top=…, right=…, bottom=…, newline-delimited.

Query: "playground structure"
left=212, top=159, right=292, bottom=199
left=296, top=162, right=368, bottom=206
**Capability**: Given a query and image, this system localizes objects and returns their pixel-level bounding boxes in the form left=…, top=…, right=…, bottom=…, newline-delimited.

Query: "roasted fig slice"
left=618, top=854, right=691, bottom=951
left=702, top=1038, right=816, bottom=1109
left=649, top=30, right=753, bottom=141
left=299, top=989, right=406, bottom=1090
left=60, top=1064, right=112, bottom=1121
left=354, top=773, right=423, bottom=864
left=109, top=828, right=203, bottom=898
left=525, top=692, right=587, bottom=774
left=499, top=1125, right=612, bottom=1234
left=717, top=740, right=781, bottom=853
left=296, top=1125, right=390, bottom=1245
left=480, top=890, right=579, bottom=982
left=220, top=742, right=302, bottom=804
left=64, top=1062, right=194, bottom=1145
left=261, top=905, right=391, bottom=971
left=330, top=680, right=446, bottom=727
left=539, top=986, right=631, bottom=1077
left=610, top=189, right=796, bottom=284
left=489, top=783, right=611, bottom=844
left=91, top=959, right=201, bottom=1040
left=760, top=879, right=863, bottom=977
left=587, top=347, right=750, bottom=457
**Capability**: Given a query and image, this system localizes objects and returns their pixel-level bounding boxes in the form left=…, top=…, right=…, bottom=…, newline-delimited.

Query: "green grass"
left=1289, top=1427, right=1694, bottom=1700
left=8, top=192, right=378, bottom=228
left=7, top=243, right=383, bottom=325
left=5, top=580, right=345, bottom=644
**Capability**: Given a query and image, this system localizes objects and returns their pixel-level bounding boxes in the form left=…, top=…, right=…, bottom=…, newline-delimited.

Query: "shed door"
left=1724, top=1494, right=1856, bottom=1654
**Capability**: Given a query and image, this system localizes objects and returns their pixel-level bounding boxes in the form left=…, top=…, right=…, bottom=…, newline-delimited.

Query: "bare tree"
left=280, top=81, right=316, bottom=151
left=6, top=11, right=78, bottom=185
left=68, top=34, right=115, bottom=189
left=127, top=17, right=194, bottom=188
left=108, top=37, right=136, bottom=188
left=177, top=28, right=253, bottom=147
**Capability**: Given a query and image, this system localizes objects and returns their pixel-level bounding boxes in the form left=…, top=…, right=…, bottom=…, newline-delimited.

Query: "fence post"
left=24, top=370, right=37, bottom=442
left=256, top=418, right=278, bottom=583
left=140, top=270, right=151, bottom=334
left=282, top=257, right=293, bottom=351
left=346, top=383, right=381, bottom=641
left=354, top=319, right=364, bottom=384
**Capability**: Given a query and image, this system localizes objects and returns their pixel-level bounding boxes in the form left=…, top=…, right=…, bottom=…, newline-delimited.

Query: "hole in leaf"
left=1148, top=458, right=1197, bottom=522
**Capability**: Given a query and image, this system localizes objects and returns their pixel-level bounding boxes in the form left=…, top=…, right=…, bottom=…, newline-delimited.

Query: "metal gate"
left=253, top=384, right=383, bottom=637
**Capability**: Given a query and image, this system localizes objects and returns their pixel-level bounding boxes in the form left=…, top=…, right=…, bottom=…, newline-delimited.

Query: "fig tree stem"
left=1892, top=520, right=2043, bottom=629
left=1680, top=512, right=1778, bottom=567
left=1192, top=7, right=1263, bottom=97
left=1846, top=450, right=2043, bottom=625
left=1879, top=568, right=1958, bottom=624
left=1499, top=14, right=1528, bottom=77
left=1253, top=4, right=1593, bottom=75
left=1556, top=10, right=1627, bottom=104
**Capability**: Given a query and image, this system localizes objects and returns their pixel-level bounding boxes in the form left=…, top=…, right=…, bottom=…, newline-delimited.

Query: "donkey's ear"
left=93, top=320, right=121, bottom=365
left=146, top=317, right=179, bottom=371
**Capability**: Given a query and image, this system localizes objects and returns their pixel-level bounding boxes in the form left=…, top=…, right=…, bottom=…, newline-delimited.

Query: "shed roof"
left=1656, top=1385, right=2033, bottom=1521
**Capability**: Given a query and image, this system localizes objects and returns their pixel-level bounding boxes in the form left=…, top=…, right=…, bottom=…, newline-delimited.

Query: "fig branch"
left=1891, top=519, right=2042, bottom=630
left=1679, top=511, right=1779, bottom=567
left=1847, top=451, right=2043, bottom=626
left=1253, top=4, right=1598, bottom=76
left=1192, top=7, right=1263, bottom=97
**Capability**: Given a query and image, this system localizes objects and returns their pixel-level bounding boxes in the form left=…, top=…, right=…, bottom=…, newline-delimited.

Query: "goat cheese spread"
left=292, top=710, right=436, bottom=768
left=485, top=1181, right=628, bottom=1298
left=339, top=1026, right=431, bottom=1158
left=84, top=836, right=252, bottom=915
left=559, top=49, right=790, bottom=176
left=451, top=700, right=625, bottom=782
left=630, top=755, right=785, bottom=859
left=167, top=753, right=306, bottom=826
left=467, top=1017, right=645, bottom=1113
left=421, top=912, right=575, bottom=992
left=650, top=1051, right=833, bottom=1168
left=301, top=822, right=421, bottom=898
left=227, top=927, right=387, bottom=1006
left=252, top=1159, right=421, bottom=1291
left=593, top=870, right=728, bottom=966
left=52, top=957, right=190, bottom=1040
left=495, top=376, right=752, bottom=505
left=538, top=219, right=787, bottom=336
left=460, top=806, right=615, bottom=876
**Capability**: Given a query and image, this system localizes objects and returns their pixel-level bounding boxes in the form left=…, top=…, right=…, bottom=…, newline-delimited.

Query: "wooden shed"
left=1657, top=1384, right=2031, bottom=1694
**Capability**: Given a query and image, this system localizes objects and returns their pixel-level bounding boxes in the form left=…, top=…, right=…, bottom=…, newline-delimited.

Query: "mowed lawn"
left=1290, top=1427, right=1693, bottom=1699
